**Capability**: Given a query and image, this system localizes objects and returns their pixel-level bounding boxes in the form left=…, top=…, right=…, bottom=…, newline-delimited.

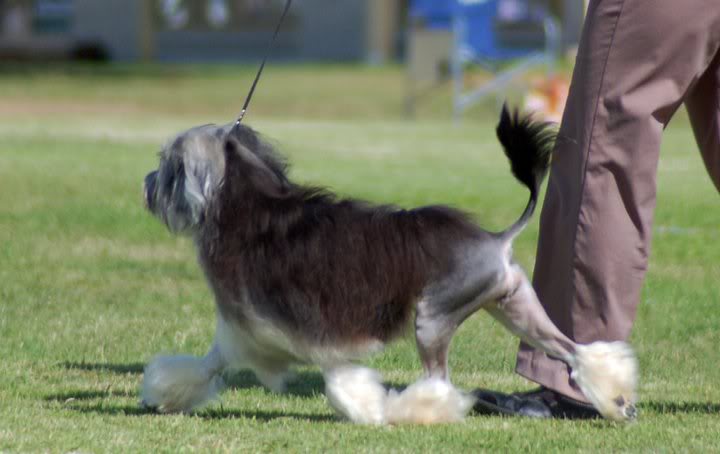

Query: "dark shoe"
left=472, top=387, right=601, bottom=419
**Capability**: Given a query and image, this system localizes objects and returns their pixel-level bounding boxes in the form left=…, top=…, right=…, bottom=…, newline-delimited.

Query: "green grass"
left=1, top=63, right=719, bottom=452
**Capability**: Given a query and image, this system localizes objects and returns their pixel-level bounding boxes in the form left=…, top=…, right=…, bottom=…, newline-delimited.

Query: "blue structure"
left=409, top=0, right=453, bottom=30
left=408, top=0, right=559, bottom=119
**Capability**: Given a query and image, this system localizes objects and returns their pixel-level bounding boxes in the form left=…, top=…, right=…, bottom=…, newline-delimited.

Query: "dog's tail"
left=496, top=104, right=556, bottom=241
left=141, top=346, right=224, bottom=414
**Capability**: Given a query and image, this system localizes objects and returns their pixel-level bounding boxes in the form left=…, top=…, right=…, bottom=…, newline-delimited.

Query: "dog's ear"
left=182, top=142, right=226, bottom=225
left=223, top=134, right=290, bottom=198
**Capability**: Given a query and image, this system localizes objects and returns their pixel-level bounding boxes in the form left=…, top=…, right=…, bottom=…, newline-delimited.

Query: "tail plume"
left=496, top=104, right=556, bottom=239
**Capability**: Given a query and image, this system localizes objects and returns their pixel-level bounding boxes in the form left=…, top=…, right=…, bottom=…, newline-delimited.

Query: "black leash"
left=234, top=0, right=293, bottom=127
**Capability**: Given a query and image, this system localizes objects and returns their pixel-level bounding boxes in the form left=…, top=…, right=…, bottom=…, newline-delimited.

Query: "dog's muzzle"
left=144, top=171, right=158, bottom=212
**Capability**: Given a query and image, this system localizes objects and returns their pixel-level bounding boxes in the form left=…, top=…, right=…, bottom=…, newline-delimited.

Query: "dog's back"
left=199, top=181, right=485, bottom=348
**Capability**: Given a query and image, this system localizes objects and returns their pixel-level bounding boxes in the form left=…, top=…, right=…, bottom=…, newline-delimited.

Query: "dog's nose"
left=144, top=171, right=158, bottom=211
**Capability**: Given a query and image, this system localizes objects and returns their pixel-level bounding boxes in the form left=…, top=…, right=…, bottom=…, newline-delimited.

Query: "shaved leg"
left=486, top=266, right=638, bottom=421
left=486, top=267, right=576, bottom=363
left=414, top=242, right=507, bottom=381
left=414, top=309, right=454, bottom=380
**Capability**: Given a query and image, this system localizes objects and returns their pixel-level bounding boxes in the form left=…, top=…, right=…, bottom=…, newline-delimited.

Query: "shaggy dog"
left=140, top=107, right=638, bottom=424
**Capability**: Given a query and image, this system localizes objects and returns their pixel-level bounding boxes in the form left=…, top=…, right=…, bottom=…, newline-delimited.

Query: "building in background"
left=0, top=0, right=581, bottom=63
left=0, top=0, right=405, bottom=62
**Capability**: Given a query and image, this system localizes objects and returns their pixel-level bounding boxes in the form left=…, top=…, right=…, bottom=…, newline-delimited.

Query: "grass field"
left=1, top=64, right=719, bottom=452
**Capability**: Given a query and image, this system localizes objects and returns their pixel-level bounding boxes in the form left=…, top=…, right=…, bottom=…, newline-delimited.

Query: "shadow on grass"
left=43, top=379, right=338, bottom=423
left=225, top=370, right=407, bottom=398
left=44, top=389, right=135, bottom=402
left=641, top=401, right=720, bottom=415
left=62, top=402, right=338, bottom=423
left=225, top=370, right=326, bottom=398
left=46, top=371, right=337, bottom=422
left=59, top=361, right=145, bottom=374
left=56, top=362, right=408, bottom=409
left=53, top=364, right=328, bottom=396
left=200, top=407, right=337, bottom=423
left=57, top=362, right=327, bottom=397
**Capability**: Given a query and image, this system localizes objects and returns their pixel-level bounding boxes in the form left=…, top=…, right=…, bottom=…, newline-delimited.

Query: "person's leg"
left=685, top=52, right=720, bottom=192
left=516, top=0, right=720, bottom=402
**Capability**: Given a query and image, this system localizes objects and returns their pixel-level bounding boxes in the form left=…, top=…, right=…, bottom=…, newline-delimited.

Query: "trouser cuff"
left=515, top=346, right=589, bottom=403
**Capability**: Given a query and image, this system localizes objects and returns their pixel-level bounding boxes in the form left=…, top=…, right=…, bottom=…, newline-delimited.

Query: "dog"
left=140, top=107, right=638, bottom=424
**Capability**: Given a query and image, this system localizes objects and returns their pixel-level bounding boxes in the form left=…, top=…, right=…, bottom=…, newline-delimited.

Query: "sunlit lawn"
left=1, top=64, right=719, bottom=452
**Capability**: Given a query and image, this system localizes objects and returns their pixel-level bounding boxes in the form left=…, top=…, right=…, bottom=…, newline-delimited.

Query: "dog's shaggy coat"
left=141, top=108, right=638, bottom=423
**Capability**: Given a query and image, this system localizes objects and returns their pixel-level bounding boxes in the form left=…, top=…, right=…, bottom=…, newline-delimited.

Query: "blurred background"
left=0, top=0, right=588, bottom=120
left=4, top=4, right=720, bottom=452
left=0, top=0, right=584, bottom=62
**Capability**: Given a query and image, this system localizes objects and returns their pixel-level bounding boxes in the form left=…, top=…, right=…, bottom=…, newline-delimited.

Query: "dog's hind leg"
left=485, top=266, right=577, bottom=363
left=485, top=265, right=638, bottom=421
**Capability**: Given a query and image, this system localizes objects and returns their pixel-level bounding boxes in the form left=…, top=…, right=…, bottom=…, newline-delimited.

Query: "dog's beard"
left=144, top=170, right=196, bottom=234
left=145, top=125, right=229, bottom=235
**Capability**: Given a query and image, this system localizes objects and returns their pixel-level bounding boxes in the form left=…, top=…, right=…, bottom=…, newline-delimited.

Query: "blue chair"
left=407, top=0, right=560, bottom=119
left=409, top=0, right=453, bottom=29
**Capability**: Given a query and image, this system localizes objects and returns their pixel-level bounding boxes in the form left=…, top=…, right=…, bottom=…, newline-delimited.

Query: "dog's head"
left=144, top=123, right=289, bottom=234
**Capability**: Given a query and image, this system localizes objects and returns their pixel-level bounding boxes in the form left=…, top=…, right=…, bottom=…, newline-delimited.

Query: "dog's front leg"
left=323, top=365, right=387, bottom=425
left=414, top=309, right=454, bottom=380
left=253, top=362, right=295, bottom=393
left=141, top=343, right=226, bottom=413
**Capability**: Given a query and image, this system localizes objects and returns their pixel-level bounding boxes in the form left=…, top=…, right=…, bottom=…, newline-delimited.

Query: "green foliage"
left=0, top=64, right=719, bottom=452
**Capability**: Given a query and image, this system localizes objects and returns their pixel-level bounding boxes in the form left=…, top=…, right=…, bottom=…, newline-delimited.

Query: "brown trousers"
left=516, top=0, right=720, bottom=401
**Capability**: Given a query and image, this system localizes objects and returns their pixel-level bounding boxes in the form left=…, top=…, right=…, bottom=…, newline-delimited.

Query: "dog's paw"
left=324, top=366, right=387, bottom=425
left=571, top=341, right=638, bottom=422
left=385, top=378, right=475, bottom=425
left=141, top=355, right=223, bottom=413
left=613, top=395, right=638, bottom=421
